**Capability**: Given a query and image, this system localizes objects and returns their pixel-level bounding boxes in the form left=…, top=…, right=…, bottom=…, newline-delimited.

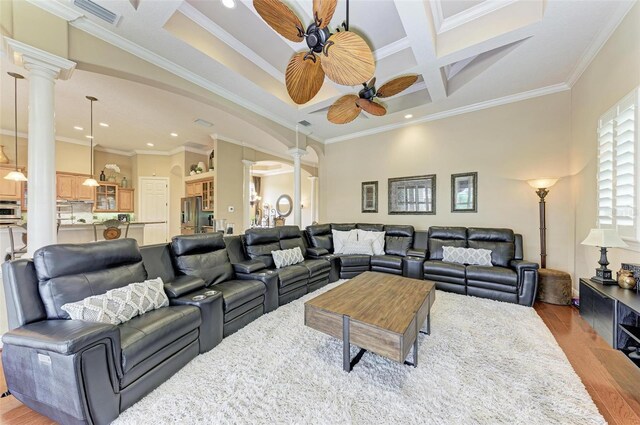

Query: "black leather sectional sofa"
left=1, top=223, right=538, bottom=424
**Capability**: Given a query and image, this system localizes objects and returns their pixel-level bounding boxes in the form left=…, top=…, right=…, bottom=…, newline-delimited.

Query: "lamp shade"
left=527, top=178, right=559, bottom=189
left=82, top=178, right=100, bottom=187
left=581, top=228, right=628, bottom=248
left=4, top=170, right=27, bottom=182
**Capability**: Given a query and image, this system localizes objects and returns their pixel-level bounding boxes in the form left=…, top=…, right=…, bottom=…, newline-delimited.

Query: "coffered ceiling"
left=8, top=0, right=639, bottom=146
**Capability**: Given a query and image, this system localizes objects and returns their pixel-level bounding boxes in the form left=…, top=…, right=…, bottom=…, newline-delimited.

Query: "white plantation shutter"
left=597, top=87, right=639, bottom=241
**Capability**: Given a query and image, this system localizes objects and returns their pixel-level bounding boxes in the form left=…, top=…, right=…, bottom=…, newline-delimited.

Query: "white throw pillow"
left=61, top=278, right=169, bottom=325
left=357, top=229, right=386, bottom=256
left=272, top=247, right=305, bottom=269
left=332, top=229, right=358, bottom=254
left=341, top=239, right=375, bottom=256
left=442, top=246, right=492, bottom=266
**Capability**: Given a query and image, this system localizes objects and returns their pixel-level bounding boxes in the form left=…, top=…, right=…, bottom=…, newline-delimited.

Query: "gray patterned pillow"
left=61, top=278, right=169, bottom=325
left=442, top=246, right=492, bottom=266
left=341, top=239, right=374, bottom=256
left=272, top=247, right=305, bottom=269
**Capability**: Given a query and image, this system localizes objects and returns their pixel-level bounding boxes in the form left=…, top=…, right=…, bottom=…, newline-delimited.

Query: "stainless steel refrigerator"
left=180, top=197, right=209, bottom=234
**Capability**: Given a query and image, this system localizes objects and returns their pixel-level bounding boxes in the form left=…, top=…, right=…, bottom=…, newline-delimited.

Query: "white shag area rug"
left=114, top=280, right=604, bottom=425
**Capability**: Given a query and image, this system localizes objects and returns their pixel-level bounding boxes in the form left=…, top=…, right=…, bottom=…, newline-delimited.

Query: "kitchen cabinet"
left=0, top=166, right=24, bottom=200
left=56, top=172, right=95, bottom=201
left=95, top=183, right=118, bottom=212
left=118, top=188, right=134, bottom=212
left=185, top=178, right=214, bottom=212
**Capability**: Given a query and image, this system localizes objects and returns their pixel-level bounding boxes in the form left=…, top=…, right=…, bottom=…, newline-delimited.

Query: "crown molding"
left=436, top=0, right=519, bottom=34
left=178, top=2, right=286, bottom=83
left=214, top=134, right=318, bottom=168
left=25, top=0, right=301, bottom=135
left=94, top=146, right=135, bottom=156
left=565, top=0, right=636, bottom=88
left=372, top=37, right=412, bottom=62
left=324, top=83, right=570, bottom=144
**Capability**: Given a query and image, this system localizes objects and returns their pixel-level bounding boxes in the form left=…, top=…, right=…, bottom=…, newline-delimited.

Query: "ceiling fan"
left=253, top=0, right=375, bottom=105
left=327, top=75, right=418, bottom=124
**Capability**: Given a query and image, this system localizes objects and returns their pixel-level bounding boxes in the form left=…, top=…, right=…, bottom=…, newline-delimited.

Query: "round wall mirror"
left=275, top=194, right=293, bottom=217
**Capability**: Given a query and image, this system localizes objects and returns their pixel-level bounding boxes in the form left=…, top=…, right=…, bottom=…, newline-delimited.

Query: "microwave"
left=0, top=201, right=22, bottom=222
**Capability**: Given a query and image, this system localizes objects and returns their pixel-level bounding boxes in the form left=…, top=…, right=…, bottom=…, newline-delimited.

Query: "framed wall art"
left=388, top=175, right=436, bottom=215
left=361, top=181, right=378, bottom=213
left=451, top=172, right=477, bottom=213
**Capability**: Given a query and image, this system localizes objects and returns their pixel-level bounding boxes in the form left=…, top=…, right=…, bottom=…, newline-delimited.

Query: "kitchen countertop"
left=58, top=221, right=166, bottom=228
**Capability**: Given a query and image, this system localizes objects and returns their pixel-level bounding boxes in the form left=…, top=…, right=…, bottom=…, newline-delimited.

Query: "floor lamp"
left=527, top=178, right=558, bottom=269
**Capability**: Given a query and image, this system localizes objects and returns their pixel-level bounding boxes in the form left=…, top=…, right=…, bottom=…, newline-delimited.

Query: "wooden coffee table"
left=304, top=271, right=436, bottom=372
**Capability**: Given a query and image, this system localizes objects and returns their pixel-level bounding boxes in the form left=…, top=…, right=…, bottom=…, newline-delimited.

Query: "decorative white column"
left=287, top=148, right=307, bottom=227
left=242, top=160, right=255, bottom=232
left=4, top=38, right=76, bottom=256
left=308, top=176, right=318, bottom=224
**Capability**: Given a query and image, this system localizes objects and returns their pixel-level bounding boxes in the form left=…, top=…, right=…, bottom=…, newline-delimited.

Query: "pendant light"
left=82, top=96, right=100, bottom=187
left=5, top=72, right=27, bottom=182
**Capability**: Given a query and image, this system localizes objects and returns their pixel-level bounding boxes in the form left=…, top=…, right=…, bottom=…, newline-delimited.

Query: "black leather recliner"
left=370, top=224, right=415, bottom=275
left=423, top=227, right=538, bottom=305
left=240, top=226, right=332, bottom=305
left=1, top=239, right=212, bottom=425
left=170, top=233, right=277, bottom=337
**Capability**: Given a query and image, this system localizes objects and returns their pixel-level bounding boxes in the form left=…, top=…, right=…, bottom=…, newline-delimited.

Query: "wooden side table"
left=537, top=269, right=572, bottom=305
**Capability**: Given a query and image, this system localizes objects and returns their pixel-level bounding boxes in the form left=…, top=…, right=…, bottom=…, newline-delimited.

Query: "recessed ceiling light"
left=221, top=0, right=235, bottom=9
left=99, top=122, right=109, bottom=127
left=170, top=132, right=178, bottom=137
left=74, top=126, right=83, bottom=130
left=146, top=143, right=154, bottom=147
left=85, top=135, right=94, bottom=139
left=404, top=114, right=413, bottom=119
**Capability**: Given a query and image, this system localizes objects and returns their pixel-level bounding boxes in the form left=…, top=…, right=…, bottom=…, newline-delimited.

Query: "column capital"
left=3, top=37, right=76, bottom=80
left=287, top=147, right=307, bottom=158
left=241, top=159, right=256, bottom=166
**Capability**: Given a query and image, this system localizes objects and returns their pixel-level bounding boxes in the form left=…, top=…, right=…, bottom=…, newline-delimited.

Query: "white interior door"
left=138, top=177, right=169, bottom=245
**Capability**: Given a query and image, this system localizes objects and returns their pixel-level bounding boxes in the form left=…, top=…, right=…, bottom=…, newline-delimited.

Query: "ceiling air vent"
left=298, top=120, right=312, bottom=127
left=73, top=0, right=121, bottom=25
left=194, top=118, right=214, bottom=128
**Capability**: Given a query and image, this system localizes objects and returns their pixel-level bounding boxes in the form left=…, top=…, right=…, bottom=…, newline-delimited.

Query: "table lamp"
left=581, top=228, right=628, bottom=285
left=527, top=178, right=559, bottom=268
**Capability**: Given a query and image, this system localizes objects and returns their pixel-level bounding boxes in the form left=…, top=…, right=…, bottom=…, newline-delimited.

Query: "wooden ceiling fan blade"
left=321, top=31, right=375, bottom=86
left=376, top=75, right=419, bottom=98
left=327, top=94, right=361, bottom=124
left=313, top=0, right=337, bottom=29
left=254, top=0, right=304, bottom=42
left=356, top=99, right=386, bottom=116
left=286, top=52, right=325, bottom=105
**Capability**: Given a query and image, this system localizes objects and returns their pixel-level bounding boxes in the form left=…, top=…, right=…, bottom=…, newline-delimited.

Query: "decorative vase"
left=617, top=269, right=637, bottom=290
left=108, top=175, right=116, bottom=182
left=190, top=170, right=196, bottom=176
left=99, top=170, right=106, bottom=181
left=197, top=161, right=206, bottom=172
left=121, top=177, right=128, bottom=188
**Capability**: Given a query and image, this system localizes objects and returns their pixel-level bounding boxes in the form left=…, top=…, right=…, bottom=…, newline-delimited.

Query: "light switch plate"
left=228, top=206, right=235, bottom=213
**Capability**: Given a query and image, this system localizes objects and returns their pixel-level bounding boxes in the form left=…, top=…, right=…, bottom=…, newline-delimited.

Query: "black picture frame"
left=361, top=181, right=378, bottom=213
left=388, top=175, right=436, bottom=215
left=451, top=172, right=478, bottom=213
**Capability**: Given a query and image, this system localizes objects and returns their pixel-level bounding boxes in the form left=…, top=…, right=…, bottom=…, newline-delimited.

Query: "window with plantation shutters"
left=597, top=87, right=639, bottom=242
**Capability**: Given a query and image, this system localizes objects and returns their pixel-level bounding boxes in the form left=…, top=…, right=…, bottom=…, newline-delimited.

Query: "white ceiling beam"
left=393, top=0, right=448, bottom=102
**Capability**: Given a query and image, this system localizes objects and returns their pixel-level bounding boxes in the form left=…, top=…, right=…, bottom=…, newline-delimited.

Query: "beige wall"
left=322, top=92, right=574, bottom=271
left=570, top=3, right=640, bottom=284
left=215, top=140, right=244, bottom=231
left=258, top=170, right=313, bottom=228
left=94, top=150, right=133, bottom=183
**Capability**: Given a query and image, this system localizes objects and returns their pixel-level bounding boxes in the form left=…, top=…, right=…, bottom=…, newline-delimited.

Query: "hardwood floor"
left=1, top=302, right=639, bottom=424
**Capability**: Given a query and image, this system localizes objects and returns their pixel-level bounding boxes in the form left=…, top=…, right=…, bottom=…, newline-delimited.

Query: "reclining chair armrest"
left=2, top=319, right=122, bottom=424
left=236, top=269, right=279, bottom=313
left=164, top=275, right=207, bottom=298
left=233, top=259, right=267, bottom=274
left=171, top=290, right=224, bottom=353
left=509, top=260, right=539, bottom=307
left=406, top=249, right=427, bottom=258
left=2, top=319, right=120, bottom=356
left=306, top=247, right=329, bottom=258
